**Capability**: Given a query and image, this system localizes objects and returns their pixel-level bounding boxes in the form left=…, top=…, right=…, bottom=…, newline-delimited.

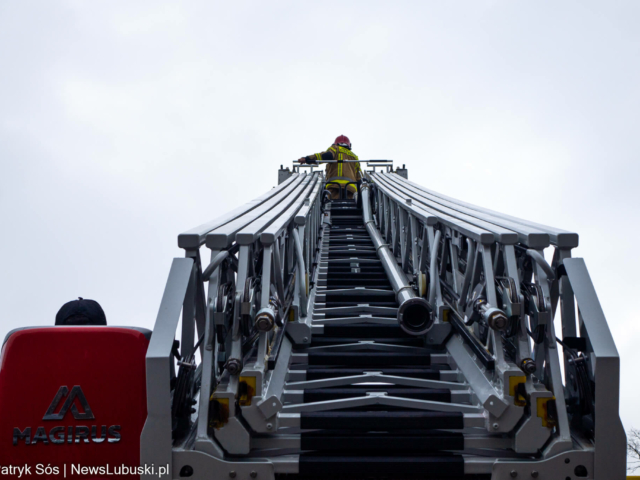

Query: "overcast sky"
left=1, top=0, right=639, bottom=454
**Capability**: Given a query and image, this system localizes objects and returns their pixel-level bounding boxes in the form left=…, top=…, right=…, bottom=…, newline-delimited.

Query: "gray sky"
left=1, top=0, right=639, bottom=444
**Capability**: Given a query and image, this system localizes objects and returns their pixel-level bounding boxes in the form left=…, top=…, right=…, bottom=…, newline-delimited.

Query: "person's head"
left=55, top=297, right=107, bottom=326
left=334, top=135, right=351, bottom=149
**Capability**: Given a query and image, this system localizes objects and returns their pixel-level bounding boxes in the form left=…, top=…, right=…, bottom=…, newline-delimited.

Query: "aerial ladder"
left=0, top=161, right=625, bottom=479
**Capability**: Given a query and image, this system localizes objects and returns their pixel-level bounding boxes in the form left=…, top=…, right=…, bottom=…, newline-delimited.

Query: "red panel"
left=0, top=327, right=149, bottom=478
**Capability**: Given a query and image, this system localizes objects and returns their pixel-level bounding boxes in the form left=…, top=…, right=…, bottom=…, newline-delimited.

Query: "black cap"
left=55, top=297, right=107, bottom=326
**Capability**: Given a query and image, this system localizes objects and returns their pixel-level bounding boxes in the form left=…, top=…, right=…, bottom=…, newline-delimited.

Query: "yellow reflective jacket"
left=313, top=145, right=361, bottom=193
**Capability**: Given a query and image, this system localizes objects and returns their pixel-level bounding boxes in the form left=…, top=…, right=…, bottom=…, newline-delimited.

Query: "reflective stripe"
left=337, top=146, right=358, bottom=160
left=334, top=146, right=343, bottom=176
left=326, top=176, right=355, bottom=183
left=315, top=153, right=322, bottom=161
left=326, top=179, right=357, bottom=192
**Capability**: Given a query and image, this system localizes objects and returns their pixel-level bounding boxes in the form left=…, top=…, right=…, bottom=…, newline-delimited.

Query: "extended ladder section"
left=142, top=163, right=625, bottom=480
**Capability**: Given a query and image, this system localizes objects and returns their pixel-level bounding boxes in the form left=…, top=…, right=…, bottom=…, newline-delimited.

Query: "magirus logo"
left=13, top=386, right=121, bottom=445
left=43, top=386, right=95, bottom=421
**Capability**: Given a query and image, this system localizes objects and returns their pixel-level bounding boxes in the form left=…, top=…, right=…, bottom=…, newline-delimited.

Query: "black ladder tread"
left=307, top=352, right=432, bottom=366
left=303, top=388, right=452, bottom=403
left=304, top=368, right=443, bottom=380
left=300, top=411, right=464, bottom=430
left=298, top=453, right=465, bottom=478
left=300, top=431, right=464, bottom=452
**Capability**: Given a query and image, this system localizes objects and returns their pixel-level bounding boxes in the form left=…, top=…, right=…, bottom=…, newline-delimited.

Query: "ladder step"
left=329, top=239, right=374, bottom=244
left=325, top=283, right=393, bottom=289
left=324, top=291, right=396, bottom=301
left=303, top=388, right=451, bottom=403
left=307, top=352, right=431, bottom=366
left=326, top=276, right=391, bottom=282
left=305, top=368, right=442, bottom=380
left=323, top=284, right=393, bottom=290
left=298, top=455, right=465, bottom=478
left=323, top=314, right=397, bottom=320
left=323, top=302, right=398, bottom=308
left=300, top=411, right=464, bottom=430
left=309, top=338, right=424, bottom=347
left=300, top=432, right=464, bottom=452
left=321, top=325, right=412, bottom=338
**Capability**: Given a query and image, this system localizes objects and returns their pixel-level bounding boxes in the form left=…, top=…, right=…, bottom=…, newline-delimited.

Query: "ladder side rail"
left=372, top=172, right=533, bottom=369
left=387, top=172, right=579, bottom=248
left=178, top=173, right=300, bottom=249
left=372, top=173, right=501, bottom=326
left=262, top=173, right=321, bottom=245
left=189, top=170, right=324, bottom=454
left=374, top=179, right=515, bottom=369
left=562, top=258, right=626, bottom=480
left=205, top=174, right=308, bottom=249
left=236, top=178, right=325, bottom=435
left=379, top=172, right=544, bottom=248
left=368, top=173, right=562, bottom=448
left=369, top=177, right=517, bottom=395
left=141, top=257, right=195, bottom=477
left=372, top=172, right=496, bottom=246
left=237, top=174, right=317, bottom=246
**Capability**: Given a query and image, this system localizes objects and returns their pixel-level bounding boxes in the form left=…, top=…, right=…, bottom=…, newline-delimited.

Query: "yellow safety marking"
left=508, top=376, right=527, bottom=406
left=537, top=397, right=557, bottom=428
left=442, top=309, right=450, bottom=323
left=509, top=376, right=526, bottom=396
left=239, top=376, right=257, bottom=407
left=327, top=179, right=350, bottom=184
left=208, top=397, right=230, bottom=430
left=289, top=308, right=295, bottom=322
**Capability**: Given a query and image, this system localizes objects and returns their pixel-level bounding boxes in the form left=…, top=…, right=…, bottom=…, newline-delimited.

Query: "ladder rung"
left=300, top=411, right=464, bottom=430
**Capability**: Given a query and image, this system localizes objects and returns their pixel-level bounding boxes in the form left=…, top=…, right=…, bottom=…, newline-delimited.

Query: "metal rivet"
left=531, top=471, right=539, bottom=478
left=303, top=337, right=309, bottom=342
left=510, top=471, right=517, bottom=478
left=250, top=471, right=257, bottom=478
left=266, top=423, right=273, bottom=430
left=229, top=472, right=236, bottom=478
left=493, top=423, right=499, bottom=430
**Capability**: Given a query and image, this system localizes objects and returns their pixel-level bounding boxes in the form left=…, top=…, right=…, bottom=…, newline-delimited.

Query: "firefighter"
left=55, top=297, right=107, bottom=325
left=298, top=135, right=361, bottom=199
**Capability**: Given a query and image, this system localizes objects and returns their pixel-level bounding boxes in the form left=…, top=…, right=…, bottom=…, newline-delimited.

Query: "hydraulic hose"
left=360, top=180, right=434, bottom=336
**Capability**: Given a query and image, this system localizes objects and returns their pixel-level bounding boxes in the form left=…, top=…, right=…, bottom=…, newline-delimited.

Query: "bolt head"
left=493, top=423, right=499, bottom=430
left=250, top=471, right=257, bottom=478
left=303, top=337, right=309, bottom=343
left=226, top=359, right=243, bottom=375
left=266, top=423, right=273, bottom=430
left=487, top=310, right=509, bottom=331
left=510, top=470, right=518, bottom=478
left=229, top=471, right=236, bottom=478
left=531, top=471, right=539, bottom=478
left=521, top=358, right=537, bottom=375
left=256, top=314, right=274, bottom=332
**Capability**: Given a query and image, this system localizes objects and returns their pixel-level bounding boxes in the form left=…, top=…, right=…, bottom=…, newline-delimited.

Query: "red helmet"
left=334, top=135, right=351, bottom=149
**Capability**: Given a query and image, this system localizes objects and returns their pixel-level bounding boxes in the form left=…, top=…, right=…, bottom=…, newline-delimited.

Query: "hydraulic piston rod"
left=360, top=180, right=434, bottom=335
